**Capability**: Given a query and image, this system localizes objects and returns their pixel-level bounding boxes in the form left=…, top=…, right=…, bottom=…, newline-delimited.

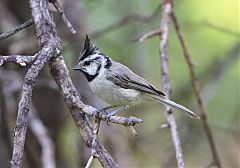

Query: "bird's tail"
left=152, top=96, right=200, bottom=119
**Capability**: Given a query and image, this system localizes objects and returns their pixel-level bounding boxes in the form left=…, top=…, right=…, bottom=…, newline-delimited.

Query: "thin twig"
left=85, top=156, right=94, bottom=168
left=159, top=1, right=185, bottom=168
left=171, top=11, right=222, bottom=168
left=127, top=126, right=138, bottom=136
left=0, top=18, right=33, bottom=41
left=50, top=0, right=76, bottom=34
left=135, top=29, right=161, bottom=42
left=0, top=55, right=36, bottom=66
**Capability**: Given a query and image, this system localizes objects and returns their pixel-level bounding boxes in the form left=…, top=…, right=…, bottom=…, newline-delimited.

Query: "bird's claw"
left=93, top=105, right=129, bottom=125
left=93, top=108, right=107, bottom=122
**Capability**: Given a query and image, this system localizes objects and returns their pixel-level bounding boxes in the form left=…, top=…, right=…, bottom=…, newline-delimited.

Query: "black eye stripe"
left=92, top=57, right=101, bottom=61
left=84, top=57, right=101, bottom=66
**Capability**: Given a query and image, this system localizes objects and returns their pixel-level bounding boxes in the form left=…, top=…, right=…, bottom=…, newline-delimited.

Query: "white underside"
left=89, top=75, right=144, bottom=106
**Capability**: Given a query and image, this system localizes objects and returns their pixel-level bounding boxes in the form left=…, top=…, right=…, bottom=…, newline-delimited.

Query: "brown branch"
left=0, top=18, right=33, bottom=41
left=49, top=56, right=118, bottom=168
left=10, top=0, right=61, bottom=167
left=10, top=45, right=58, bottom=168
left=159, top=1, right=185, bottom=168
left=0, top=55, right=36, bottom=66
left=50, top=0, right=76, bottom=34
left=171, top=11, right=222, bottom=168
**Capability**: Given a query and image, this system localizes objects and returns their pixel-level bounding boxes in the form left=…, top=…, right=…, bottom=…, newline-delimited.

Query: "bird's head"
left=73, top=35, right=112, bottom=81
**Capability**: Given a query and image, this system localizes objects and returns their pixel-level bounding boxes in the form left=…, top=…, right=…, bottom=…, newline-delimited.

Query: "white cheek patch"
left=86, top=63, right=99, bottom=75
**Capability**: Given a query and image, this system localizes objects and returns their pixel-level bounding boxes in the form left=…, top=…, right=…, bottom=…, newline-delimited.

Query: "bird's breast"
left=89, top=76, right=143, bottom=106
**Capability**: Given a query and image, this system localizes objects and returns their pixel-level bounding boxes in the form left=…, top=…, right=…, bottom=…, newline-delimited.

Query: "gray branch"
left=159, top=1, right=185, bottom=168
left=0, top=18, right=33, bottom=41
left=0, top=55, right=36, bottom=66
left=28, top=104, right=56, bottom=168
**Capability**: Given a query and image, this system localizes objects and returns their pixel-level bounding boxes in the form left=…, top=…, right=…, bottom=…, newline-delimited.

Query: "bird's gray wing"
left=106, top=63, right=165, bottom=96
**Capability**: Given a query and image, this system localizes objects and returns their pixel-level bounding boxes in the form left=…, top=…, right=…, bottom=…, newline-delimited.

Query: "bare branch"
left=10, top=45, right=58, bottom=168
left=50, top=0, right=76, bottom=34
left=159, top=1, right=185, bottom=168
left=134, top=29, right=161, bottom=42
left=91, top=119, right=101, bottom=158
left=10, top=0, right=61, bottom=167
left=49, top=56, right=119, bottom=168
left=0, top=55, right=36, bottom=66
left=171, top=11, right=222, bottom=168
left=0, top=18, right=33, bottom=41
left=85, top=156, right=94, bottom=168
left=82, top=105, right=143, bottom=126
left=28, top=105, right=56, bottom=168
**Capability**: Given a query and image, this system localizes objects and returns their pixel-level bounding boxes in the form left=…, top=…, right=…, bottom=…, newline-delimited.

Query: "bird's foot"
left=93, top=105, right=129, bottom=125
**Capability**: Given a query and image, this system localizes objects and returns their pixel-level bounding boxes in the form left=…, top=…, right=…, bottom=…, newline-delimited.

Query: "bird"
left=73, top=35, right=200, bottom=119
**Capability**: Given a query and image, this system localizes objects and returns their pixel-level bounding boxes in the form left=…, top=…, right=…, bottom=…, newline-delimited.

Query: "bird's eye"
left=84, top=61, right=91, bottom=66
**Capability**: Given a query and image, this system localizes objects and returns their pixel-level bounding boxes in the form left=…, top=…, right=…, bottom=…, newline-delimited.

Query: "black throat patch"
left=81, top=63, right=101, bottom=82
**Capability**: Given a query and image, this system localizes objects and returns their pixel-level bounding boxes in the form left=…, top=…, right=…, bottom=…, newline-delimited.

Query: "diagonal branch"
left=134, top=29, right=161, bottom=42
left=0, top=18, right=33, bottom=41
left=50, top=0, right=76, bottom=34
left=159, top=1, right=185, bottom=168
left=171, top=11, right=222, bottom=168
left=11, top=45, right=57, bottom=168
left=49, top=56, right=118, bottom=168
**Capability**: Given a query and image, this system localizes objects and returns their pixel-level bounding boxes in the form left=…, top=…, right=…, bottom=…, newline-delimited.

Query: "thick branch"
left=0, top=18, right=33, bottom=41
left=11, top=45, right=57, bottom=168
left=159, top=1, right=185, bottom=168
left=171, top=11, right=222, bottom=168
left=49, top=56, right=118, bottom=168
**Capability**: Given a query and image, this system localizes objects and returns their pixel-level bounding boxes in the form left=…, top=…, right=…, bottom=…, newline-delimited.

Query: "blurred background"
left=0, top=0, right=239, bottom=167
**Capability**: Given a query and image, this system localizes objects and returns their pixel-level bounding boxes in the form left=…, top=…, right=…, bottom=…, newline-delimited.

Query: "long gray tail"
left=153, top=96, right=200, bottom=119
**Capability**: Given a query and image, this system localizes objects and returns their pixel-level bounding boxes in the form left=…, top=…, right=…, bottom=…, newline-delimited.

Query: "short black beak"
left=73, top=64, right=81, bottom=71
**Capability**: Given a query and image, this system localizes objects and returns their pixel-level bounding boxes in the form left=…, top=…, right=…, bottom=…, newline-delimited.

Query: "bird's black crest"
left=79, top=35, right=99, bottom=61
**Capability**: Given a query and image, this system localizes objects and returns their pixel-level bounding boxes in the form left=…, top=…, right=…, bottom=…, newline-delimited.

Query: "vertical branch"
left=159, top=0, right=184, bottom=168
left=10, top=47, right=55, bottom=168
left=28, top=105, right=56, bottom=168
left=171, top=12, right=222, bottom=168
